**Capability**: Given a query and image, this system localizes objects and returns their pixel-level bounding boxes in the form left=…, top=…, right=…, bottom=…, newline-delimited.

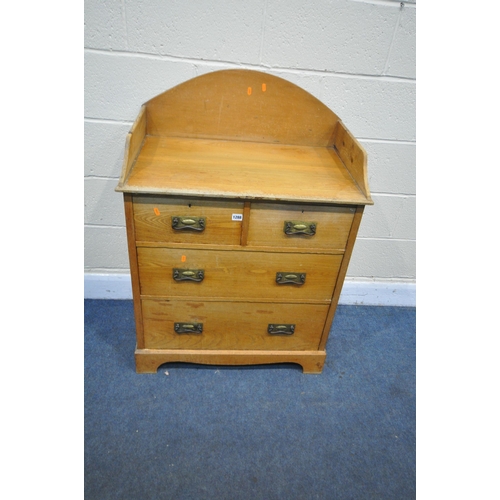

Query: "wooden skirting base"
left=135, top=348, right=326, bottom=374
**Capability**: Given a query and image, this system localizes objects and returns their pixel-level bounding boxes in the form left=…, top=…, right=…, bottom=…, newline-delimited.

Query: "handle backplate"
left=173, top=269, right=205, bottom=282
left=268, top=324, right=295, bottom=335
left=175, top=322, right=203, bottom=334
left=276, top=272, right=306, bottom=285
left=172, top=216, right=206, bottom=231
left=284, top=220, right=316, bottom=236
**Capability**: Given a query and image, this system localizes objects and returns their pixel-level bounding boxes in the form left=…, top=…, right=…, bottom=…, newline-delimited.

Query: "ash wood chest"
left=116, top=69, right=373, bottom=374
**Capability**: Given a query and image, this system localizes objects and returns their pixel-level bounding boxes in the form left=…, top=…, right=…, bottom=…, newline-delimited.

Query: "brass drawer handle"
left=172, top=216, right=206, bottom=231
left=173, top=269, right=205, bottom=282
left=284, top=220, right=316, bottom=236
left=276, top=272, right=306, bottom=285
left=175, top=322, right=203, bottom=334
left=268, top=324, right=295, bottom=336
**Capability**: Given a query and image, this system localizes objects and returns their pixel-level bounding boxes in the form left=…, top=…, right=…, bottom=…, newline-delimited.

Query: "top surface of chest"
left=124, top=136, right=367, bottom=205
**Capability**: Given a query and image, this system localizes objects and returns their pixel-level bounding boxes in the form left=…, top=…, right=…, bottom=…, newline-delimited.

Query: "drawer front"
left=142, top=300, right=329, bottom=350
left=137, top=247, right=342, bottom=301
left=247, top=203, right=354, bottom=250
left=133, top=195, right=244, bottom=245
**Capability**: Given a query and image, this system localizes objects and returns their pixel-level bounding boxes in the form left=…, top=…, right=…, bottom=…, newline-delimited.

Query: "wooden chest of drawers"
left=116, top=69, right=372, bottom=374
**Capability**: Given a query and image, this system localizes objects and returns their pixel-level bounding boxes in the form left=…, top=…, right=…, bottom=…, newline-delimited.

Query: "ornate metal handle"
left=173, top=269, right=205, bottom=282
left=175, top=322, right=203, bottom=334
left=283, top=220, right=316, bottom=236
left=172, top=216, right=206, bottom=231
left=276, top=272, right=306, bottom=285
left=268, top=324, right=295, bottom=335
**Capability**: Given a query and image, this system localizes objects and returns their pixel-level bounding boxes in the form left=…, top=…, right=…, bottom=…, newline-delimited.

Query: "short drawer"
left=137, top=247, right=342, bottom=301
left=246, top=202, right=354, bottom=250
left=142, top=300, right=329, bottom=350
left=133, top=195, right=244, bottom=245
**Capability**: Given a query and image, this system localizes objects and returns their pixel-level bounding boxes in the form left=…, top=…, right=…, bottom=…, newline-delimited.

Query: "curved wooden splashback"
left=144, top=69, right=340, bottom=147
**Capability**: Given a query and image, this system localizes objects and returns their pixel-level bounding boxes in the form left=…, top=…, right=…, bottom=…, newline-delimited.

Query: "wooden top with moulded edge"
left=116, top=69, right=373, bottom=206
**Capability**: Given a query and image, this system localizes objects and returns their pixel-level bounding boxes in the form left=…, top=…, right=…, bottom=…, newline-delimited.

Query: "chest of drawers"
left=116, top=69, right=373, bottom=374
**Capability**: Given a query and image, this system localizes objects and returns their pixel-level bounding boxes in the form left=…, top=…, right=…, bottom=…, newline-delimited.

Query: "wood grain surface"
left=119, top=136, right=369, bottom=204
left=137, top=247, right=342, bottom=302
left=246, top=202, right=354, bottom=250
left=144, top=69, right=339, bottom=146
left=141, top=300, right=329, bottom=351
left=133, top=194, right=244, bottom=245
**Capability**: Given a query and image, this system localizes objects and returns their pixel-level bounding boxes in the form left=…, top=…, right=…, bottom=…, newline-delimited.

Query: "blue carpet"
left=85, top=300, right=415, bottom=499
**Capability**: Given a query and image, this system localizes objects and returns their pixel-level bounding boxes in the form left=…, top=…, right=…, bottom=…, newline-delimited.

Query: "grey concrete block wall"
left=84, top=0, right=416, bottom=285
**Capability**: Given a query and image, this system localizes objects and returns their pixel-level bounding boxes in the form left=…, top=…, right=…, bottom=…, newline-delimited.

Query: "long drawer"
left=142, top=300, right=329, bottom=350
left=137, top=247, right=342, bottom=301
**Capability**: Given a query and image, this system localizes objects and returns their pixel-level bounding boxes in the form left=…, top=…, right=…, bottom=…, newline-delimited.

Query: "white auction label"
left=232, top=214, right=243, bottom=221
